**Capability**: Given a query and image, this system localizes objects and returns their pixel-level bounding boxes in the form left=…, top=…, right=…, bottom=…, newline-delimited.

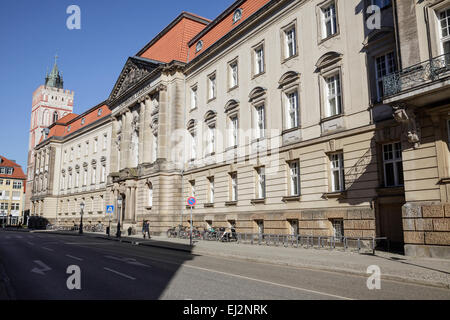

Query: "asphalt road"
left=0, top=230, right=449, bottom=300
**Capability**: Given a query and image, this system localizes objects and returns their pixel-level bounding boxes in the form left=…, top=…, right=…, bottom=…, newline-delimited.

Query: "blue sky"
left=0, top=0, right=230, bottom=169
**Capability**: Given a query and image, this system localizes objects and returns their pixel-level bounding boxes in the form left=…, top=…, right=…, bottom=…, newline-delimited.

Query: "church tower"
left=24, top=56, right=75, bottom=213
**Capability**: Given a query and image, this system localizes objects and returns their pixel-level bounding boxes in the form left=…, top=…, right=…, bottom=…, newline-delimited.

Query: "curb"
left=38, top=231, right=450, bottom=290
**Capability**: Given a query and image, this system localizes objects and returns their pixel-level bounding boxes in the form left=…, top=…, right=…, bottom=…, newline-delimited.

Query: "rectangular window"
left=439, top=7, right=450, bottom=60
left=330, top=153, right=345, bottom=192
left=75, top=171, right=79, bottom=187
left=331, top=219, right=344, bottom=241
left=191, top=86, right=198, bottom=109
left=64, top=150, right=67, bottom=163
left=191, top=131, right=196, bottom=160
left=5, top=180, right=10, bottom=186
left=208, top=74, right=216, bottom=100
left=101, top=164, right=106, bottom=183
left=285, top=27, right=297, bottom=59
left=103, top=134, right=108, bottom=150
left=207, top=125, right=215, bottom=155
left=70, top=148, right=74, bottom=161
left=83, top=169, right=87, bottom=186
left=230, top=116, right=238, bottom=147
left=286, top=91, right=299, bottom=129
left=94, top=138, right=98, bottom=153
left=255, top=46, right=265, bottom=75
left=322, top=2, right=337, bottom=39
left=255, top=105, right=265, bottom=139
left=12, top=181, right=22, bottom=189
left=375, top=52, right=396, bottom=101
left=257, top=167, right=266, bottom=199
left=0, top=168, right=4, bottom=174
left=229, top=61, right=239, bottom=89
left=208, top=177, right=214, bottom=203
left=325, top=74, right=342, bottom=117
left=190, top=180, right=196, bottom=197
left=231, top=172, right=238, bottom=201
left=85, top=142, right=89, bottom=156
left=92, top=167, right=96, bottom=185
left=77, top=145, right=81, bottom=158
left=289, top=161, right=300, bottom=196
left=383, top=142, right=404, bottom=187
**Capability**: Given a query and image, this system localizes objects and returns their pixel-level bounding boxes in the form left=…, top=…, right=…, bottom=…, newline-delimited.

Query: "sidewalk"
left=36, top=230, right=450, bottom=289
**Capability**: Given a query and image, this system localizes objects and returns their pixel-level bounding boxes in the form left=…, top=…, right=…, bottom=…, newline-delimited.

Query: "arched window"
left=53, top=111, right=59, bottom=123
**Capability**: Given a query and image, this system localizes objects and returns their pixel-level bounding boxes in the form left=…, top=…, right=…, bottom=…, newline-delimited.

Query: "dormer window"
left=196, top=40, right=203, bottom=53
left=81, top=118, right=86, bottom=125
left=67, top=125, right=71, bottom=132
left=97, top=108, right=103, bottom=116
left=233, top=8, right=242, bottom=23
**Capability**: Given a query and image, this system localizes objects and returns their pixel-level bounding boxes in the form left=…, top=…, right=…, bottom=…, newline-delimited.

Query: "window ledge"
left=189, top=107, right=198, bottom=113
left=376, top=186, right=405, bottom=196
left=252, top=71, right=266, bottom=80
left=225, top=201, right=237, bottom=206
left=320, top=113, right=344, bottom=123
left=207, top=97, right=216, bottom=104
left=282, top=127, right=301, bottom=135
left=439, top=178, right=450, bottom=184
left=322, top=191, right=346, bottom=199
left=228, top=85, right=239, bottom=93
left=318, top=31, right=340, bottom=45
left=282, top=53, right=299, bottom=64
left=225, top=146, right=238, bottom=152
left=251, top=198, right=266, bottom=204
left=204, top=203, right=214, bottom=208
left=282, top=195, right=301, bottom=202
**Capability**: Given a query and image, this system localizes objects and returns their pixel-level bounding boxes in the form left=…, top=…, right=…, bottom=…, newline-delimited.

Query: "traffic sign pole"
left=186, top=197, right=196, bottom=247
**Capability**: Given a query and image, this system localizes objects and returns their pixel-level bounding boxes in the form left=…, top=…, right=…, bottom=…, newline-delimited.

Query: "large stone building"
left=0, top=155, right=26, bottom=225
left=28, top=0, right=450, bottom=257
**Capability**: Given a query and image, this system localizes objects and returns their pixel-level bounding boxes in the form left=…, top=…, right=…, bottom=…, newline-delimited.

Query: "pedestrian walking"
left=143, top=221, right=150, bottom=239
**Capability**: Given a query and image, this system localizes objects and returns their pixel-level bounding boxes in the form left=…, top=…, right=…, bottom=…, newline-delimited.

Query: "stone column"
left=121, top=111, right=131, bottom=169
left=139, top=99, right=146, bottom=165
left=144, top=96, right=152, bottom=163
left=131, top=186, right=137, bottom=223
left=111, top=118, right=119, bottom=173
left=125, top=187, right=131, bottom=221
left=158, top=86, right=168, bottom=160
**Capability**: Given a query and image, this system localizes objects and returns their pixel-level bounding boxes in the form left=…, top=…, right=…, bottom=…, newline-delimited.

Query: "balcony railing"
left=383, top=53, right=450, bottom=98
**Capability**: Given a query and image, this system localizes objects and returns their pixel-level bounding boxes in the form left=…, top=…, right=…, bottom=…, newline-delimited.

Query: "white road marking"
left=66, top=254, right=83, bottom=261
left=118, top=253, right=353, bottom=300
left=41, top=247, right=54, bottom=252
left=31, top=260, right=52, bottom=275
left=104, top=255, right=150, bottom=267
left=103, top=267, right=136, bottom=280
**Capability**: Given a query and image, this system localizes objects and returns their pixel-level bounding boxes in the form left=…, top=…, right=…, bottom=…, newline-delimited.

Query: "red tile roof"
left=188, top=0, right=271, bottom=61
left=42, top=103, right=111, bottom=142
left=137, top=12, right=210, bottom=63
left=0, top=155, right=26, bottom=181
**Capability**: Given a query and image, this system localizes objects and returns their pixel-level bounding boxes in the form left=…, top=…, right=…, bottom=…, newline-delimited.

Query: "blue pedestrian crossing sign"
left=106, top=205, right=114, bottom=214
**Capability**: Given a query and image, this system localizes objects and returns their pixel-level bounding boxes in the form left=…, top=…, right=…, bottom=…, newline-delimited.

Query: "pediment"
left=315, top=52, right=343, bottom=70
left=108, top=56, right=161, bottom=103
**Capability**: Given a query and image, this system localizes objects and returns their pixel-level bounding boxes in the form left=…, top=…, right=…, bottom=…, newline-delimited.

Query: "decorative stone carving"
left=393, top=104, right=420, bottom=149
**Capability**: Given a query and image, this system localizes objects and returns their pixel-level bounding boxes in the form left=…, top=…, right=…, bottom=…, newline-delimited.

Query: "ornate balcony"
left=383, top=53, right=450, bottom=99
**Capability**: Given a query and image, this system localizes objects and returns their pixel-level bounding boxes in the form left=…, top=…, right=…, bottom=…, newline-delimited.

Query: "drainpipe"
left=392, top=0, right=403, bottom=69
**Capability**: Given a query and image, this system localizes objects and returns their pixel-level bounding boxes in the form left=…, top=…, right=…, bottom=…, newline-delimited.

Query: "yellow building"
left=0, top=155, right=26, bottom=225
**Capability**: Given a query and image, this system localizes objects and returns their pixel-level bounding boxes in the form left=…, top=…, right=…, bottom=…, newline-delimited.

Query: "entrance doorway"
left=378, top=202, right=404, bottom=253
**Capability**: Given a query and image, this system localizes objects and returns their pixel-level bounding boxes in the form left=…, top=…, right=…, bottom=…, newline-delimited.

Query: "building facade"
left=30, top=104, right=112, bottom=227
left=381, top=0, right=450, bottom=258
left=29, top=0, right=450, bottom=257
left=0, top=155, right=26, bottom=225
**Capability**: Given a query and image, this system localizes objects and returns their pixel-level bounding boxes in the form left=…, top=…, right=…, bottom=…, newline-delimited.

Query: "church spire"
left=45, top=55, right=64, bottom=89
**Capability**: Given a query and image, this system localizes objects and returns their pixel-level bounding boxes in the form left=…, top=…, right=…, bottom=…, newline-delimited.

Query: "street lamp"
left=116, top=195, right=122, bottom=238
left=79, top=201, right=85, bottom=235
